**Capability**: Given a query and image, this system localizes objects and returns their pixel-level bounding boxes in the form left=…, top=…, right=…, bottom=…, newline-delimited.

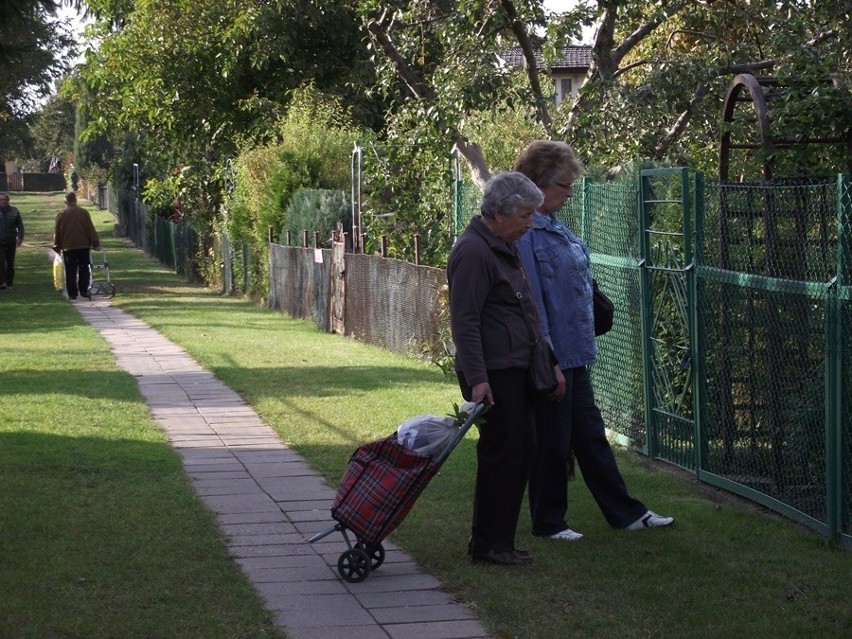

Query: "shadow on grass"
left=3, top=364, right=450, bottom=403
left=0, top=432, right=283, bottom=639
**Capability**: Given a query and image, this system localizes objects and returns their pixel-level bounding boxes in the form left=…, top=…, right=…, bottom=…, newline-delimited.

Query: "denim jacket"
left=516, top=212, right=597, bottom=369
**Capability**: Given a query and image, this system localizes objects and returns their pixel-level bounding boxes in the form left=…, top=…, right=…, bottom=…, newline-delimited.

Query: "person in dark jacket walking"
left=448, top=171, right=562, bottom=566
left=53, top=192, right=100, bottom=300
left=0, top=192, right=25, bottom=289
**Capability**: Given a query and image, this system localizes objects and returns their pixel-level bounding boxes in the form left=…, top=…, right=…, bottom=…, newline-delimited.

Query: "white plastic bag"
left=397, top=414, right=458, bottom=458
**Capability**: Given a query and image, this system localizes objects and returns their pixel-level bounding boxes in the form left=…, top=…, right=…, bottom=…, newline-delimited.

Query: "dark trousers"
left=458, top=367, right=535, bottom=554
left=529, top=366, right=646, bottom=533
left=0, top=242, right=15, bottom=285
left=63, top=248, right=92, bottom=298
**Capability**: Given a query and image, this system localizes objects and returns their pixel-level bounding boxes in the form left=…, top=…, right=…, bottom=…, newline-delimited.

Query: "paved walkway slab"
left=71, top=297, right=491, bottom=639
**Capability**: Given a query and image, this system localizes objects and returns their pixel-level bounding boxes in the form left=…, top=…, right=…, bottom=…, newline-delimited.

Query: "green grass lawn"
left=1, top=192, right=850, bottom=638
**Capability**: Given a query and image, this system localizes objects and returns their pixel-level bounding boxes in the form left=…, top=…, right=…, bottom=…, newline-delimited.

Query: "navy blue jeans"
left=63, top=248, right=92, bottom=298
left=529, top=366, right=646, bottom=533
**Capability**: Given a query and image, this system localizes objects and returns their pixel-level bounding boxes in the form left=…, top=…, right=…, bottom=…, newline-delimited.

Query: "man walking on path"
left=0, top=191, right=25, bottom=289
left=53, top=192, right=100, bottom=300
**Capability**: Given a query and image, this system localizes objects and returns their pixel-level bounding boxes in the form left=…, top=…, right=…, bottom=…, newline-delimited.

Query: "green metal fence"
left=454, top=171, right=851, bottom=545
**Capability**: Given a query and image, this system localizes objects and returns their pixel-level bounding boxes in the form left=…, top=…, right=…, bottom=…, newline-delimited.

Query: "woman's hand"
left=471, top=382, right=494, bottom=406
left=548, top=366, right=566, bottom=401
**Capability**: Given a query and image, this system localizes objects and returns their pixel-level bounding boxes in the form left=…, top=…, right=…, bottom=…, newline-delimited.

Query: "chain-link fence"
left=269, top=245, right=333, bottom=331
left=269, top=243, right=446, bottom=356
left=110, top=188, right=242, bottom=289
left=698, top=177, right=850, bottom=539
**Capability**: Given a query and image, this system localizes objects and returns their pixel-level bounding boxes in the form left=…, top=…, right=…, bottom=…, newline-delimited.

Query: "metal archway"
left=719, top=73, right=852, bottom=182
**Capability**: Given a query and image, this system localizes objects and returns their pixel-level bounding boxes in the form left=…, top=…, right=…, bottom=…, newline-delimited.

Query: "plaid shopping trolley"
left=309, top=402, right=487, bottom=582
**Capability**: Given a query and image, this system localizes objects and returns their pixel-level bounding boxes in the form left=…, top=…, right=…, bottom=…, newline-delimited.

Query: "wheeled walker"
left=87, top=249, right=115, bottom=298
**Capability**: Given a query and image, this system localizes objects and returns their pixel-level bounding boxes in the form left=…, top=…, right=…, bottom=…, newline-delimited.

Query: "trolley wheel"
left=337, top=548, right=371, bottom=583
left=103, top=282, right=116, bottom=297
left=355, top=542, right=385, bottom=570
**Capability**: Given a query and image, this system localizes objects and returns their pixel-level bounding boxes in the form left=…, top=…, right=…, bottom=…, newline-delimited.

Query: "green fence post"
left=826, top=172, right=850, bottom=542
left=638, top=172, right=657, bottom=458
left=692, top=172, right=707, bottom=477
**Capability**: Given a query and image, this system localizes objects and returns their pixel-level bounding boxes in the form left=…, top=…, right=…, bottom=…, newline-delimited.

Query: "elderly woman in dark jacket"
left=448, top=171, right=561, bottom=566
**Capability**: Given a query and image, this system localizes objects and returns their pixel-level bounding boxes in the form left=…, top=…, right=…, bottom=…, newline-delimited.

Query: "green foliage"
left=23, top=87, right=75, bottom=170
left=560, top=0, right=851, bottom=177
left=359, top=99, right=549, bottom=267
left=461, top=102, right=548, bottom=174
left=226, top=85, right=362, bottom=298
left=73, top=93, right=114, bottom=183
left=229, top=86, right=359, bottom=243
left=141, top=171, right=181, bottom=219
left=0, top=2, right=77, bottom=162
left=359, top=135, right=454, bottom=266
left=282, top=189, right=351, bottom=246
left=419, top=284, right=455, bottom=375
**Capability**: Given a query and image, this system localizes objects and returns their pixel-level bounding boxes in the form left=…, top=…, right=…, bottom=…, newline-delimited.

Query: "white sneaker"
left=626, top=510, right=674, bottom=530
left=549, top=528, right=584, bottom=541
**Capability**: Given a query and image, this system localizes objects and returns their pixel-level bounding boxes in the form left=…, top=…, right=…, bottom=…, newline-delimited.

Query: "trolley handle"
left=434, top=401, right=489, bottom=464
left=92, top=248, right=109, bottom=269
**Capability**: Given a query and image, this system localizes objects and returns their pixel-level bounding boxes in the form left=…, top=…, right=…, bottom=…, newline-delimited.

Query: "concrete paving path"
left=72, top=296, right=491, bottom=639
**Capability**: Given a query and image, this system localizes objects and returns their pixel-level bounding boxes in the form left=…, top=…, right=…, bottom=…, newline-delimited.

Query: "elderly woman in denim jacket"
left=448, top=171, right=559, bottom=566
left=514, top=141, right=674, bottom=540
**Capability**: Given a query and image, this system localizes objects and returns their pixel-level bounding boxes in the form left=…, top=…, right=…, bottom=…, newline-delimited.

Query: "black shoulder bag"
left=592, top=279, right=614, bottom=336
left=517, top=291, right=558, bottom=397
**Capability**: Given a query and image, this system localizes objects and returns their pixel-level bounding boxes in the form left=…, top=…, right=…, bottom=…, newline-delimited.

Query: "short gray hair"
left=480, top=171, right=543, bottom=219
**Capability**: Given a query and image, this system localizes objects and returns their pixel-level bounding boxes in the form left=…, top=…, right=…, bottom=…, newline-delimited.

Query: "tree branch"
left=500, top=0, right=553, bottom=136
left=365, top=13, right=491, bottom=188
left=654, top=82, right=710, bottom=158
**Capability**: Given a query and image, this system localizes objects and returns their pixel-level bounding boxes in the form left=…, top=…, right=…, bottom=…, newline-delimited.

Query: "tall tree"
left=78, top=0, right=381, bottom=223
left=80, top=0, right=378, bottom=167
left=0, top=0, right=76, bottom=161
left=567, top=0, right=851, bottom=174
left=28, top=84, right=76, bottom=170
left=360, top=0, right=851, bottom=180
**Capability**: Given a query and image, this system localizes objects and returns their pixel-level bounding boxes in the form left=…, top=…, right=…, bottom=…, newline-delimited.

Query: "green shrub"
left=225, top=84, right=363, bottom=299
left=281, top=189, right=350, bottom=246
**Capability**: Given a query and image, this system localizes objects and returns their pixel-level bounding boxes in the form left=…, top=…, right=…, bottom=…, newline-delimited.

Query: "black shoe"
left=472, top=549, right=529, bottom=566
left=513, top=548, right=534, bottom=564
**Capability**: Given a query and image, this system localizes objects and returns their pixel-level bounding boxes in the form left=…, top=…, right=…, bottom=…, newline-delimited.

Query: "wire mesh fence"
left=268, top=244, right=446, bottom=356
left=698, top=177, right=849, bottom=538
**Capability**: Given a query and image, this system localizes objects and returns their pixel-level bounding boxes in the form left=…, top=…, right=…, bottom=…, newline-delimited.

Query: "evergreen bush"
left=281, top=189, right=351, bottom=246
